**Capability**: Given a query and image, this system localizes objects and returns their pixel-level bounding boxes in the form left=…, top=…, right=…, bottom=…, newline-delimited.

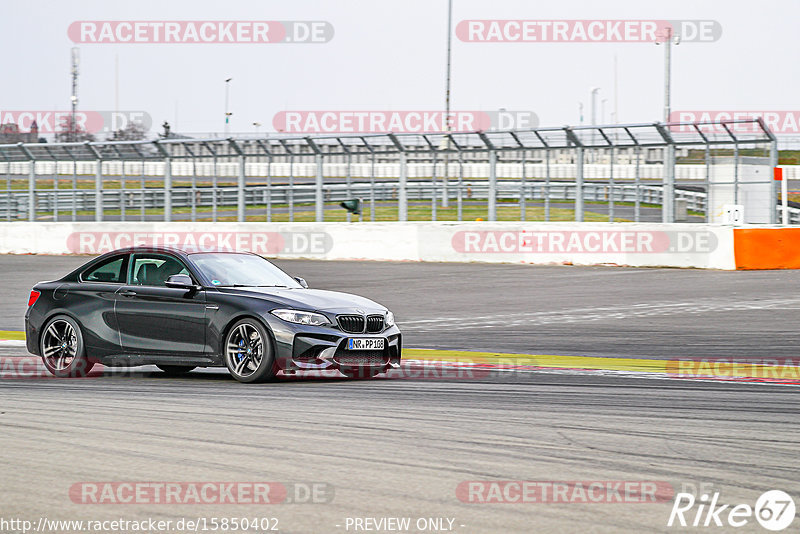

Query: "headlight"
left=271, top=309, right=329, bottom=326
left=385, top=311, right=395, bottom=327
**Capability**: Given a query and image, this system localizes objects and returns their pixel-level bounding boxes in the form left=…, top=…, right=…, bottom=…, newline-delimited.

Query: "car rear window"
left=83, top=256, right=126, bottom=283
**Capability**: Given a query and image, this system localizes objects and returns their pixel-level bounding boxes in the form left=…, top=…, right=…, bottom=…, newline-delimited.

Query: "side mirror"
left=294, top=276, right=309, bottom=289
left=166, top=274, right=198, bottom=290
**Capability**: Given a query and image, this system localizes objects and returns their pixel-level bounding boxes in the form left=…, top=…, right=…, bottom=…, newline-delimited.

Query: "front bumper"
left=266, top=317, right=402, bottom=372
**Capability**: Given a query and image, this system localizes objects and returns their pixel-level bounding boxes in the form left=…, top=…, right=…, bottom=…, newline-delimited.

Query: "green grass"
left=219, top=201, right=625, bottom=223
left=34, top=200, right=628, bottom=223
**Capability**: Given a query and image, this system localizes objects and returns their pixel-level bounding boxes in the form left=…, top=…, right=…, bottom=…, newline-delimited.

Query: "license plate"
left=348, top=338, right=385, bottom=351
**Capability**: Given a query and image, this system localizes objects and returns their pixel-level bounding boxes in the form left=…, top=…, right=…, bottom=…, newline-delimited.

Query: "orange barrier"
left=734, top=228, right=800, bottom=269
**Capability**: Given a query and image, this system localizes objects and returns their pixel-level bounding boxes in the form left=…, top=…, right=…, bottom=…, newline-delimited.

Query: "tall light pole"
left=70, top=48, right=79, bottom=142
left=224, top=77, right=232, bottom=135
left=442, top=0, right=453, bottom=208
left=590, top=87, right=600, bottom=161
left=659, top=26, right=680, bottom=122
left=656, top=26, right=679, bottom=223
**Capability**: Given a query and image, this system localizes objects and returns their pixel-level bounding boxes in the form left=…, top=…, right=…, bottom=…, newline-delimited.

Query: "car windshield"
left=190, top=253, right=301, bottom=288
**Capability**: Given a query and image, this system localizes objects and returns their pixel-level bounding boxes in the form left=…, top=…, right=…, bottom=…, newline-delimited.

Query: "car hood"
left=215, top=287, right=387, bottom=314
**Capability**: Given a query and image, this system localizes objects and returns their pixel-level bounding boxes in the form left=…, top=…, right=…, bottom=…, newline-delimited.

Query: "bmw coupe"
left=25, top=247, right=401, bottom=382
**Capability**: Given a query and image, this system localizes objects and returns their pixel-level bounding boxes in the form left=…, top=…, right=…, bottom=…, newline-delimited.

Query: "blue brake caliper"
left=237, top=339, right=246, bottom=362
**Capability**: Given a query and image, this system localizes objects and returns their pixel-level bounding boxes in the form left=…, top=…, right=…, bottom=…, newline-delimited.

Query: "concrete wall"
left=0, top=221, right=741, bottom=270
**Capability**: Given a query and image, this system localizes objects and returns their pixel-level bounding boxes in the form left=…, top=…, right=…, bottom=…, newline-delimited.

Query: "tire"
left=340, top=367, right=382, bottom=379
left=40, top=315, right=95, bottom=378
left=223, top=318, right=276, bottom=383
left=156, top=365, right=196, bottom=375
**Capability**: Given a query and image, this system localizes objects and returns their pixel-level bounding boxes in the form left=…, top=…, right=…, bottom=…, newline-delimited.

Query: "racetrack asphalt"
left=0, top=256, right=798, bottom=533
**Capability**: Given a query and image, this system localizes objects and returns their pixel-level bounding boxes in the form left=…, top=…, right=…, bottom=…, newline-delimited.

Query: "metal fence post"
left=478, top=133, right=497, bottom=222
left=119, top=160, right=125, bottom=222
left=431, top=150, right=438, bottom=221
left=346, top=151, right=352, bottom=223
left=770, top=139, right=779, bottom=225
left=733, top=142, right=739, bottom=206
left=95, top=159, right=103, bottom=222
left=575, top=147, right=584, bottom=222
left=289, top=154, right=295, bottom=222
left=704, top=144, right=711, bottom=223
left=140, top=159, right=145, bottom=222
left=190, top=159, right=196, bottom=222
left=267, top=154, right=272, bottom=222
left=164, top=157, right=172, bottom=222
left=54, top=167, right=59, bottom=222
left=6, top=154, right=13, bottom=221
left=457, top=149, right=463, bottom=222
left=370, top=151, right=376, bottom=221
left=442, top=153, right=449, bottom=208
left=29, top=158, right=36, bottom=221
left=388, top=134, right=407, bottom=222
left=212, top=156, right=218, bottom=222
left=545, top=148, right=551, bottom=222
left=488, top=149, right=497, bottom=221
left=635, top=146, right=641, bottom=222
left=237, top=154, right=246, bottom=222
left=663, top=144, right=675, bottom=223
left=315, top=153, right=324, bottom=222
left=520, top=148, right=526, bottom=221
left=399, top=152, right=408, bottom=221
left=609, top=146, right=615, bottom=221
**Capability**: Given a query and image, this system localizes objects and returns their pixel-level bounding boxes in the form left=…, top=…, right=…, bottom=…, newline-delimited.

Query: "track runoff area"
left=1, top=257, right=799, bottom=532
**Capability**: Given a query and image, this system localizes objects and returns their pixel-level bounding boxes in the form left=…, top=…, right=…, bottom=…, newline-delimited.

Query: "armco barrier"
left=0, top=221, right=739, bottom=269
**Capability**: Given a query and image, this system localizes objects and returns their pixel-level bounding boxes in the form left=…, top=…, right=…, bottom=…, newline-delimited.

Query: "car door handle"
left=119, top=290, right=137, bottom=297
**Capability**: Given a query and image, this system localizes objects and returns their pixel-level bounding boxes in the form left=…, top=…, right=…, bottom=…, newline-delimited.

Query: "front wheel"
left=40, top=315, right=95, bottom=378
left=224, top=319, right=275, bottom=383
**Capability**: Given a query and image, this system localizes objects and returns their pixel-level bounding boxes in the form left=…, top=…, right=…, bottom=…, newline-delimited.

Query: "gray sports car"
left=25, top=247, right=402, bottom=383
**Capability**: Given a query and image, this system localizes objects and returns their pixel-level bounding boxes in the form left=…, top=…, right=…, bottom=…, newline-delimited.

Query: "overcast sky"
left=3, top=0, right=798, bottom=136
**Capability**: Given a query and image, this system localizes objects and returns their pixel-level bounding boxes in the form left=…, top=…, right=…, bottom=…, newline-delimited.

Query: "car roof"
left=101, top=246, right=257, bottom=257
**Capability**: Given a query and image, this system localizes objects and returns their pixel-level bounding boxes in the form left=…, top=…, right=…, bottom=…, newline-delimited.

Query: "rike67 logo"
left=668, top=490, right=796, bottom=531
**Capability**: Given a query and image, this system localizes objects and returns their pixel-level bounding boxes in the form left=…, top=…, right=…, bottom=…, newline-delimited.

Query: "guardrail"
left=0, top=119, right=778, bottom=224
left=0, top=181, right=710, bottom=222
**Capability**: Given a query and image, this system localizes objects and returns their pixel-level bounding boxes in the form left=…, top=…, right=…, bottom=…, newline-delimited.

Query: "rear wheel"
left=156, top=365, right=196, bottom=375
left=40, top=315, right=94, bottom=378
left=224, top=319, right=275, bottom=383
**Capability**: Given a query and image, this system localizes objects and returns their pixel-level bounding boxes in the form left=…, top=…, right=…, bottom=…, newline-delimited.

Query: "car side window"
left=130, top=254, right=191, bottom=287
left=83, top=256, right=126, bottom=283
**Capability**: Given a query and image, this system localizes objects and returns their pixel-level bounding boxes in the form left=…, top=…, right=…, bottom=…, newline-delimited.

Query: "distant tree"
left=0, top=123, right=24, bottom=143
left=109, top=122, right=147, bottom=141
left=55, top=115, right=95, bottom=143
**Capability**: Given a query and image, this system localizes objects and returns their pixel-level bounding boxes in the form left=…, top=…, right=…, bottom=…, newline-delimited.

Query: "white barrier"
left=3, top=161, right=799, bottom=181
left=0, top=222, right=736, bottom=270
